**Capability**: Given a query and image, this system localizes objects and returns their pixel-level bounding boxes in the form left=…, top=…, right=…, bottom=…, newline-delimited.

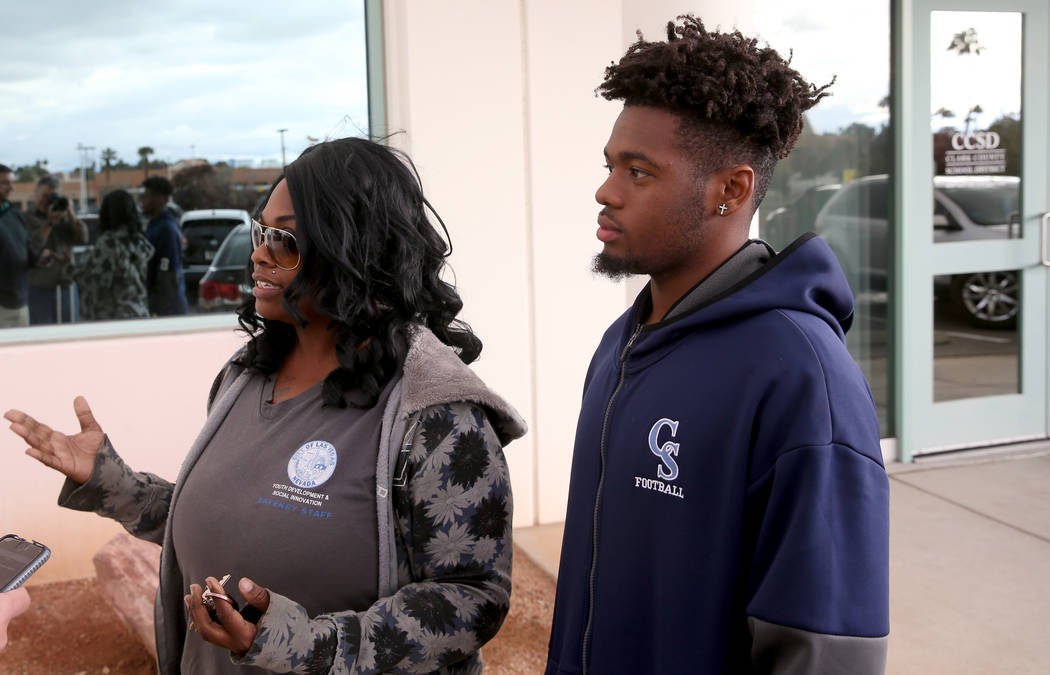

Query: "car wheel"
left=950, top=271, right=1018, bottom=329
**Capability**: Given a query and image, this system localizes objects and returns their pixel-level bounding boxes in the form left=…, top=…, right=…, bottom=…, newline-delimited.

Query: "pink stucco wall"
left=0, top=327, right=244, bottom=583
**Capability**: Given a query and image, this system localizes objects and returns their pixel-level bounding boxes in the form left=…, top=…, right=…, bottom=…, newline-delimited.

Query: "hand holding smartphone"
left=0, top=535, right=51, bottom=592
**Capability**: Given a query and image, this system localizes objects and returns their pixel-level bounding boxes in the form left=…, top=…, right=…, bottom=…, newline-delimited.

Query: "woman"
left=5, top=138, right=526, bottom=673
left=72, top=189, right=154, bottom=320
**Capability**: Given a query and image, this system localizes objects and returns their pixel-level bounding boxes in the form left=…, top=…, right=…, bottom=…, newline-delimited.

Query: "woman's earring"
left=717, top=203, right=729, bottom=216
left=271, top=269, right=277, bottom=275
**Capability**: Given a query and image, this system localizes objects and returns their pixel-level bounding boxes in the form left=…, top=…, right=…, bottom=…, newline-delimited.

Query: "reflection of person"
left=140, top=176, right=188, bottom=316
left=6, top=138, right=526, bottom=674
left=72, top=189, right=154, bottom=321
left=545, top=17, right=889, bottom=674
left=0, top=587, right=31, bottom=651
left=24, top=175, right=88, bottom=324
left=0, top=164, right=46, bottom=328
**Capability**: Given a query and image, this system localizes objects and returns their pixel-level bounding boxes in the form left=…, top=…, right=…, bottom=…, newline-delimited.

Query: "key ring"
left=201, top=574, right=233, bottom=609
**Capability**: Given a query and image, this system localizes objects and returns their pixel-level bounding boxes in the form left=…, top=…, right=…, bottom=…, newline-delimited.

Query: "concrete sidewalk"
left=514, top=444, right=1050, bottom=674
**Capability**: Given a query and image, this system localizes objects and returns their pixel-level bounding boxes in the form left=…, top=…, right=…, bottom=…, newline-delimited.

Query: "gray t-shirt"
left=172, top=370, right=396, bottom=673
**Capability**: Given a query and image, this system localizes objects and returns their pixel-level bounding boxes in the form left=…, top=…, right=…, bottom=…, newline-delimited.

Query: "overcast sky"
left=756, top=5, right=1021, bottom=136
left=930, top=11, right=1021, bottom=131
left=1, top=1, right=368, bottom=173
left=3, top=3, right=1022, bottom=176
left=756, top=2, right=891, bottom=135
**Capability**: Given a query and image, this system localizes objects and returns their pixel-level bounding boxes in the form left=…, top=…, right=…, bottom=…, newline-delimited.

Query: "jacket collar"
left=399, top=325, right=527, bottom=445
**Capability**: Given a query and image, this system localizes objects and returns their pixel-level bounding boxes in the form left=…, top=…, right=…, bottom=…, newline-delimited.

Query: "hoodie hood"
left=624, top=233, right=854, bottom=359
left=399, top=325, right=528, bottom=445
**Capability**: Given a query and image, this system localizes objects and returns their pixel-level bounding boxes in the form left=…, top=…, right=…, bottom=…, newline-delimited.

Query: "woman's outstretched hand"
left=4, top=396, right=105, bottom=485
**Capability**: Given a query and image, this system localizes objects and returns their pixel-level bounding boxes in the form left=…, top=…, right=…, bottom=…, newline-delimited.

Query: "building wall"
left=6, top=167, right=282, bottom=213
left=379, top=0, right=755, bottom=525
left=0, top=328, right=244, bottom=583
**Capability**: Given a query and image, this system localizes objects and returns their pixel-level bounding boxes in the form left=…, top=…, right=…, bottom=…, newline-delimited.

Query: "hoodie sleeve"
left=745, top=443, right=889, bottom=674
left=56, top=436, right=173, bottom=545
left=232, top=401, right=512, bottom=673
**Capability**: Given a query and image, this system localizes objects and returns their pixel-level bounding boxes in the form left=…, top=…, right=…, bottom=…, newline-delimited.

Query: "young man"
left=546, top=17, right=889, bottom=674
left=141, top=176, right=188, bottom=316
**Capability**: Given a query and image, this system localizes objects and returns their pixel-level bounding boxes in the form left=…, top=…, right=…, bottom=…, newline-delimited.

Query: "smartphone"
left=0, top=534, right=51, bottom=592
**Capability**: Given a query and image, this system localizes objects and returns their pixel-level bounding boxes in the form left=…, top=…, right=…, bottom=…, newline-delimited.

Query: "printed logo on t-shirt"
left=632, top=418, right=685, bottom=499
left=287, top=440, right=338, bottom=488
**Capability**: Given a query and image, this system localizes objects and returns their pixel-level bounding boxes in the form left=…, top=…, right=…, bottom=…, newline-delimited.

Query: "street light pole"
left=76, top=143, right=95, bottom=213
left=277, top=128, right=288, bottom=167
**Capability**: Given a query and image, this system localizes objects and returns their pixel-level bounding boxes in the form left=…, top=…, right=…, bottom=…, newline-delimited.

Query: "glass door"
left=895, top=0, right=1050, bottom=459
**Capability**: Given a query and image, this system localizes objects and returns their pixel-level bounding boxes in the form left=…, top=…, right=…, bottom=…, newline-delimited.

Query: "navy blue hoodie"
left=145, top=210, right=188, bottom=316
left=546, top=233, right=889, bottom=674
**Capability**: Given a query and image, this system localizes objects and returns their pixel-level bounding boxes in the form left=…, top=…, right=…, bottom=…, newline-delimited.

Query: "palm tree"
left=100, top=147, right=118, bottom=184
left=947, top=28, right=985, bottom=55
left=963, top=104, right=984, bottom=134
left=138, top=146, right=154, bottom=179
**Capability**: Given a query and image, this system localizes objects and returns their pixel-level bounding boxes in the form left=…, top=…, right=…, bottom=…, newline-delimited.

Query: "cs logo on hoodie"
left=648, top=418, right=680, bottom=480
left=633, top=418, right=685, bottom=499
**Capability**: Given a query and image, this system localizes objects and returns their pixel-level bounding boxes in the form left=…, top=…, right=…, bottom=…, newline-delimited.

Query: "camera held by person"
left=44, top=194, right=79, bottom=254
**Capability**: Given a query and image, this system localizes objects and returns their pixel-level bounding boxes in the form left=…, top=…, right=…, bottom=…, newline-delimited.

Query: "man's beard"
left=591, top=199, right=707, bottom=281
left=591, top=252, right=640, bottom=280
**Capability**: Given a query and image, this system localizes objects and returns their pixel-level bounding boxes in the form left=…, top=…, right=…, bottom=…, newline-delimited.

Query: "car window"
left=183, top=219, right=245, bottom=264
left=183, top=218, right=243, bottom=234
left=824, top=180, right=888, bottom=220
left=865, top=181, right=888, bottom=220
left=938, top=184, right=1019, bottom=225
left=214, top=229, right=253, bottom=268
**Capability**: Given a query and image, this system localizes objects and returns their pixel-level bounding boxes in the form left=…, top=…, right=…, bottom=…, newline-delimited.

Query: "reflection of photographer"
left=25, top=176, right=88, bottom=324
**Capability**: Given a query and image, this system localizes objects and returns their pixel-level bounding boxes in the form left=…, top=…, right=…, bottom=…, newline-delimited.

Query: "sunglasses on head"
left=251, top=220, right=300, bottom=270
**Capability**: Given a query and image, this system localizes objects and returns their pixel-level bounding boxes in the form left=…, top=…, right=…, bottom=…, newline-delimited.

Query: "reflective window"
left=930, top=12, right=1022, bottom=401
left=757, top=2, right=892, bottom=436
left=0, top=2, right=368, bottom=330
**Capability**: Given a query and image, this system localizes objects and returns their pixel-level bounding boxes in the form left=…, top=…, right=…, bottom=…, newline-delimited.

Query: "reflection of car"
left=816, top=174, right=1020, bottom=328
left=180, top=209, right=251, bottom=305
left=763, top=183, right=841, bottom=249
left=198, top=224, right=251, bottom=311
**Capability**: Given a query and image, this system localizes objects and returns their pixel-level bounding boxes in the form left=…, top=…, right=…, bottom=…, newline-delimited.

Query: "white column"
left=380, top=0, right=757, bottom=526
left=381, top=0, right=537, bottom=525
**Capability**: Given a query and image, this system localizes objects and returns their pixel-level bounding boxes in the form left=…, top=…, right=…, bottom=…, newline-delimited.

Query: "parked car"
left=198, top=223, right=251, bottom=311
left=180, top=208, right=251, bottom=305
left=763, top=183, right=841, bottom=250
left=815, top=174, right=1020, bottom=328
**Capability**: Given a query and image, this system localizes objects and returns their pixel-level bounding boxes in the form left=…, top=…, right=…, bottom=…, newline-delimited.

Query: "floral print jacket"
left=58, top=327, right=527, bottom=674
left=71, top=230, right=154, bottom=320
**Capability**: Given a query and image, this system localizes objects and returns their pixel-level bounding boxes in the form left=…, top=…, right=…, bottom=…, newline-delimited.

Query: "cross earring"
left=717, top=203, right=728, bottom=216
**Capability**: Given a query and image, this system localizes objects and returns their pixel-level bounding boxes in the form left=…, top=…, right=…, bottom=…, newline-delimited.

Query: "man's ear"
left=710, top=165, right=755, bottom=217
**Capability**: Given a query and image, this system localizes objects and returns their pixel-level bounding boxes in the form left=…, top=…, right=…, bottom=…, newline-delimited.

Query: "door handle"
left=1042, top=212, right=1050, bottom=267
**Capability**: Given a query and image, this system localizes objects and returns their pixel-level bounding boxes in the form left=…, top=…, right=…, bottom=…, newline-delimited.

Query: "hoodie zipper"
left=581, top=322, right=643, bottom=674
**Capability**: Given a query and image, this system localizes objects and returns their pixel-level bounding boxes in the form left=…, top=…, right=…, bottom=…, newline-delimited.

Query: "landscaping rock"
left=92, top=533, right=161, bottom=660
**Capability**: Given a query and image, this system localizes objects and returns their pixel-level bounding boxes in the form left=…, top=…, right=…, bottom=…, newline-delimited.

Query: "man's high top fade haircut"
left=141, top=175, right=174, bottom=197
left=599, top=15, right=833, bottom=208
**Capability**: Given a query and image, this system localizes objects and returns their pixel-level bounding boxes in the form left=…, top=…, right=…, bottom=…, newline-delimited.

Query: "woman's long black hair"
left=98, top=189, right=141, bottom=236
left=235, top=137, right=482, bottom=407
